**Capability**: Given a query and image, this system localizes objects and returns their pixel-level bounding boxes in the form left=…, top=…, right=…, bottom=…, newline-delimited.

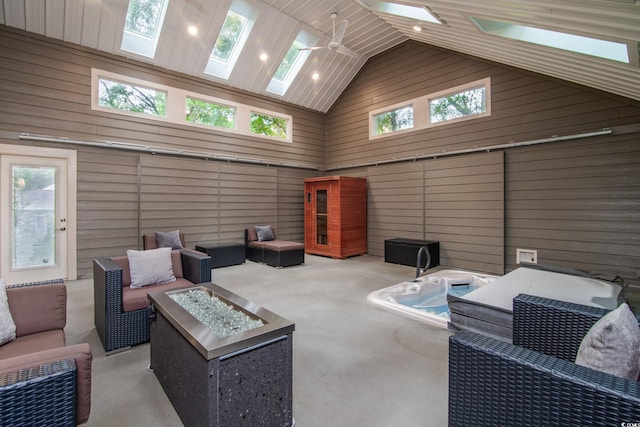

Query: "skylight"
left=267, top=29, right=318, bottom=96
left=471, top=17, right=630, bottom=64
left=357, top=0, right=441, bottom=25
left=120, top=0, right=169, bottom=58
left=205, top=0, right=258, bottom=80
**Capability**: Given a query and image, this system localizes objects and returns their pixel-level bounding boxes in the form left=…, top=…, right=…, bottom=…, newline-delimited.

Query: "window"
left=471, top=17, right=630, bottom=64
left=357, top=0, right=441, bottom=25
left=120, top=0, right=169, bottom=58
left=368, top=78, right=490, bottom=139
left=92, top=69, right=292, bottom=141
left=372, top=105, right=414, bottom=136
left=429, top=85, right=487, bottom=124
left=267, top=29, right=318, bottom=96
left=98, top=77, right=167, bottom=117
left=186, top=97, right=235, bottom=129
left=205, top=0, right=258, bottom=80
left=250, top=111, right=290, bottom=139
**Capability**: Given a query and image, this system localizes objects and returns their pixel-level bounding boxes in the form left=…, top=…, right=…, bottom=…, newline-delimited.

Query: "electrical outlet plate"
left=516, top=248, right=537, bottom=264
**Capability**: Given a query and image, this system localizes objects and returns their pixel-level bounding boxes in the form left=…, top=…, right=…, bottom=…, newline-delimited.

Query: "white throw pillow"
left=575, top=303, right=640, bottom=381
left=127, top=248, right=176, bottom=289
left=0, top=279, right=16, bottom=346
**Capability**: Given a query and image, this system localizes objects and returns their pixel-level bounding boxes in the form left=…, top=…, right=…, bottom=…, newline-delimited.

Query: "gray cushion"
left=155, top=230, right=183, bottom=249
left=127, top=247, right=176, bottom=288
left=575, top=303, right=640, bottom=380
left=0, top=280, right=16, bottom=346
left=255, top=225, right=275, bottom=241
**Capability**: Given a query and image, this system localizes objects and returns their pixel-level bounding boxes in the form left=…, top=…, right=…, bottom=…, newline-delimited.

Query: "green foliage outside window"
left=374, top=106, right=414, bottom=136
left=430, top=87, right=486, bottom=123
left=274, top=40, right=305, bottom=81
left=186, top=98, right=235, bottom=129
left=98, top=78, right=166, bottom=116
left=250, top=112, right=288, bottom=139
left=212, top=11, right=247, bottom=63
left=125, top=0, right=164, bottom=38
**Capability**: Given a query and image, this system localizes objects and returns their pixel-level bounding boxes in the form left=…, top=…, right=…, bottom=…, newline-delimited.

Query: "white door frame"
left=0, top=144, right=77, bottom=282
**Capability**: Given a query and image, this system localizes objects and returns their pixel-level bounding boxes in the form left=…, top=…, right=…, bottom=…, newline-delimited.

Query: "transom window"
left=186, top=97, right=236, bottom=129
left=92, top=69, right=292, bottom=142
left=250, top=112, right=289, bottom=139
left=121, top=0, right=169, bottom=59
left=429, top=85, right=487, bottom=124
left=373, top=105, right=414, bottom=136
left=369, top=78, right=490, bottom=139
left=98, top=78, right=167, bottom=117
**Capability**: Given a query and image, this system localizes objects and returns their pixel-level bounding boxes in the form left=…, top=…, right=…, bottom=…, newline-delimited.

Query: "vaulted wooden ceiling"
left=1, top=0, right=639, bottom=112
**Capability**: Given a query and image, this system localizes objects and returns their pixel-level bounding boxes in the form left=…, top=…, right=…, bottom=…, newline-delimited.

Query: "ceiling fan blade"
left=336, top=44, right=359, bottom=59
left=299, top=46, right=326, bottom=51
left=334, top=20, right=348, bottom=45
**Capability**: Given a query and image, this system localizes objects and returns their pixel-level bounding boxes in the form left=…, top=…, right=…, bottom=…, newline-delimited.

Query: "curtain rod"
left=18, top=133, right=322, bottom=171
left=325, top=128, right=613, bottom=171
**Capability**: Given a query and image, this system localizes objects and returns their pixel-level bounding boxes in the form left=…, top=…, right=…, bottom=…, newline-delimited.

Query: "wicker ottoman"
left=195, top=243, right=246, bottom=268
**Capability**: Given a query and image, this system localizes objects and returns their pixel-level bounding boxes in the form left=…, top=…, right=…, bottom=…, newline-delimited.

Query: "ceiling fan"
left=300, top=13, right=359, bottom=58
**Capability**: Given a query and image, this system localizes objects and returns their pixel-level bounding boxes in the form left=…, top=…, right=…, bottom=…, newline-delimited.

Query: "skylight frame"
left=120, top=0, right=170, bottom=59
left=356, top=0, right=441, bottom=25
left=205, top=0, right=259, bottom=80
left=266, top=28, right=318, bottom=96
left=470, top=16, right=633, bottom=64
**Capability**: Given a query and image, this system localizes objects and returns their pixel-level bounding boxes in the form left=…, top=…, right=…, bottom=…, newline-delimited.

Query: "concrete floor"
left=66, top=254, right=452, bottom=427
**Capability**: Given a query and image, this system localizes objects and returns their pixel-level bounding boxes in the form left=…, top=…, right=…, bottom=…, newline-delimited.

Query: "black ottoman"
left=195, top=243, right=246, bottom=268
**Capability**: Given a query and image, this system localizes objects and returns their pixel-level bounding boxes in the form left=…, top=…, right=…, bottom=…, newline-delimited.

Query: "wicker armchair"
left=449, top=294, right=640, bottom=427
left=93, top=249, right=211, bottom=354
left=0, top=280, right=92, bottom=426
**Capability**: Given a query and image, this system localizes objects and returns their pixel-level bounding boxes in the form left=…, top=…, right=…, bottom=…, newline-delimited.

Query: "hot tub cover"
left=448, top=265, right=623, bottom=341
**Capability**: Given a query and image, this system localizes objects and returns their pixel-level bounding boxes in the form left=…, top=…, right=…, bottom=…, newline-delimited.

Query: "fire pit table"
left=147, top=283, right=295, bottom=427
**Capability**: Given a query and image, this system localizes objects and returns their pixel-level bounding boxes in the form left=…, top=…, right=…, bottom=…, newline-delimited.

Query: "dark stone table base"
left=150, top=312, right=293, bottom=427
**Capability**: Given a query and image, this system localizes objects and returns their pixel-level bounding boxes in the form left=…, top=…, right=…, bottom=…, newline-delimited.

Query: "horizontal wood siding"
left=76, top=147, right=139, bottom=278
left=140, top=155, right=220, bottom=248
left=364, top=153, right=504, bottom=275
left=277, top=168, right=309, bottom=242
left=366, top=162, right=424, bottom=257
left=506, top=133, right=640, bottom=281
left=218, top=163, right=278, bottom=242
left=424, top=152, right=504, bottom=275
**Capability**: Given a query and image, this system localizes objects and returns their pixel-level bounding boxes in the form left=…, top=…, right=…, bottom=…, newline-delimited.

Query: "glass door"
left=316, top=189, right=328, bottom=245
left=1, top=156, right=68, bottom=284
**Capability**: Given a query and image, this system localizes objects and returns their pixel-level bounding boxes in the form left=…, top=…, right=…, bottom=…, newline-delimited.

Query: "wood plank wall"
left=0, top=26, right=324, bottom=278
left=363, top=152, right=504, bottom=275
left=327, top=41, right=640, bottom=283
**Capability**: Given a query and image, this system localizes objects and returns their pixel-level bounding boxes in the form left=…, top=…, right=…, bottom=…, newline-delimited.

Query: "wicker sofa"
left=93, top=249, right=211, bottom=354
left=0, top=279, right=92, bottom=425
left=245, top=227, right=304, bottom=268
left=449, top=293, right=640, bottom=427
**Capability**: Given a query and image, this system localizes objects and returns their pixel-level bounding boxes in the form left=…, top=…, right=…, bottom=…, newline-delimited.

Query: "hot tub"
left=367, top=269, right=499, bottom=329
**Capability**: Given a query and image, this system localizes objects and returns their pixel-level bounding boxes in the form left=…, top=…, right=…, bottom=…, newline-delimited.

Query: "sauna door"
left=305, top=182, right=332, bottom=254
